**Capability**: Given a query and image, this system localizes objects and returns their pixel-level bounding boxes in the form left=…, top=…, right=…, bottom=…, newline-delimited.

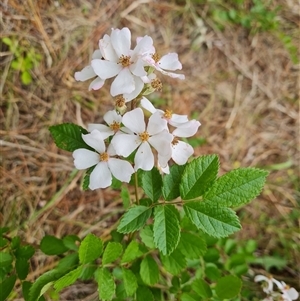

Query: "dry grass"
left=1, top=0, right=299, bottom=298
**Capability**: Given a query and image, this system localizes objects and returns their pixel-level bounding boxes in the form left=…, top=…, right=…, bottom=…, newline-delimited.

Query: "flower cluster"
left=73, top=27, right=200, bottom=190
left=255, top=274, right=299, bottom=301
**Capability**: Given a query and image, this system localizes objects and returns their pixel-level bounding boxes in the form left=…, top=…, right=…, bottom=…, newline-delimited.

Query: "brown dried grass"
left=1, top=0, right=299, bottom=298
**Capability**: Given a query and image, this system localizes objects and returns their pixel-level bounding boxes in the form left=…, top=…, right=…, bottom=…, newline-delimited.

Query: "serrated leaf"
left=122, top=268, right=138, bottom=296
left=180, top=155, right=219, bottom=200
left=177, top=232, right=207, bottom=259
left=153, top=205, right=181, bottom=255
left=140, top=225, right=155, bottom=249
left=96, top=268, right=115, bottom=301
left=181, top=292, right=199, bottom=301
left=15, top=245, right=35, bottom=259
left=117, top=206, right=152, bottom=234
left=121, top=241, right=143, bottom=264
left=162, top=164, right=186, bottom=201
left=121, top=186, right=131, bottom=208
left=160, top=249, right=186, bottom=275
left=79, top=233, right=103, bottom=264
left=22, top=281, right=31, bottom=301
left=49, top=123, right=90, bottom=152
left=136, top=286, right=154, bottom=301
left=215, top=275, right=242, bottom=299
left=102, top=242, right=123, bottom=265
left=184, top=202, right=241, bottom=237
left=140, top=255, right=159, bottom=285
left=79, top=265, right=97, bottom=280
left=0, top=252, right=13, bottom=267
left=0, top=274, right=17, bottom=301
left=54, top=266, right=83, bottom=293
left=204, top=168, right=268, bottom=207
left=140, top=168, right=162, bottom=202
left=16, top=257, right=29, bottom=280
left=191, top=278, right=212, bottom=298
left=82, top=166, right=95, bottom=191
left=56, top=253, right=79, bottom=271
left=62, top=235, right=80, bottom=251
left=40, top=235, right=69, bottom=255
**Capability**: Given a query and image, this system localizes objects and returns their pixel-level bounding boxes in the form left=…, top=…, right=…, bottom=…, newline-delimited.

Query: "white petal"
left=159, top=53, right=182, bottom=70
left=158, top=153, right=171, bottom=169
left=82, top=130, right=106, bottom=153
left=110, top=68, right=135, bottom=96
left=111, top=133, right=141, bottom=157
left=140, top=97, right=157, bottom=114
left=122, top=108, right=145, bottom=133
left=172, top=141, right=194, bottom=165
left=172, top=120, right=201, bottom=138
left=132, top=35, right=154, bottom=57
left=254, top=275, right=269, bottom=283
left=134, top=142, right=154, bottom=171
left=89, top=162, right=112, bottom=189
left=111, top=27, right=131, bottom=57
left=285, top=288, right=299, bottom=300
left=91, top=59, right=121, bottom=79
left=92, top=49, right=102, bottom=59
left=88, top=77, right=105, bottom=91
left=169, top=114, right=189, bottom=126
left=73, top=149, right=99, bottom=169
left=75, top=66, right=96, bottom=81
left=148, top=130, right=173, bottom=157
left=99, top=34, right=118, bottom=61
left=108, top=158, right=134, bottom=182
left=87, top=124, right=114, bottom=139
left=103, top=110, right=122, bottom=125
left=130, top=58, right=146, bottom=77
left=123, top=76, right=144, bottom=102
left=147, top=111, right=168, bottom=135
left=155, top=66, right=185, bottom=79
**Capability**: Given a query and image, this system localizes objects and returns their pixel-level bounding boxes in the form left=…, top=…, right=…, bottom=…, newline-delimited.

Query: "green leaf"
left=121, top=186, right=131, bottom=209
left=153, top=205, right=181, bottom=255
left=40, top=235, right=69, bottom=255
left=15, top=245, right=35, bottom=259
left=96, top=267, right=115, bottom=301
left=140, top=167, right=162, bottom=202
left=122, top=268, right=138, bottom=296
left=191, top=278, right=212, bottom=298
left=204, top=168, right=268, bottom=207
left=162, top=164, right=186, bottom=201
left=140, top=255, right=159, bottom=286
left=0, top=274, right=17, bottom=301
left=177, top=232, right=207, bottom=259
left=160, top=249, right=186, bottom=275
left=215, top=275, right=242, bottom=299
left=117, top=206, right=152, bottom=234
left=16, top=257, right=29, bottom=280
left=205, top=263, right=221, bottom=281
left=82, top=166, right=95, bottom=191
left=184, top=202, right=241, bottom=237
left=56, top=253, right=79, bottom=271
left=140, top=225, right=155, bottom=249
left=0, top=252, right=13, bottom=267
left=121, top=241, right=143, bottom=264
left=62, top=235, right=80, bottom=251
left=136, top=286, right=154, bottom=301
left=54, top=266, right=83, bottom=293
left=180, top=155, right=219, bottom=200
left=79, top=233, right=103, bottom=264
left=49, top=123, right=90, bottom=152
left=22, top=281, right=32, bottom=301
left=79, top=265, right=97, bottom=280
left=102, top=242, right=123, bottom=265
left=21, top=71, right=32, bottom=85
left=180, top=292, right=199, bottom=301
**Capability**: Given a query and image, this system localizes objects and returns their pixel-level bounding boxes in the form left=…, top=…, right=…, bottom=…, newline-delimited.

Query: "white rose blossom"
left=73, top=130, right=134, bottom=190
left=91, top=27, right=154, bottom=99
left=111, top=108, right=173, bottom=172
left=272, top=279, right=299, bottom=301
left=74, top=49, right=105, bottom=91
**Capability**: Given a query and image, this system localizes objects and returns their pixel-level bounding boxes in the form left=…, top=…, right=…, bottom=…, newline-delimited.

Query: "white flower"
left=143, top=52, right=185, bottom=80
left=74, top=50, right=105, bottom=91
left=91, top=27, right=154, bottom=98
left=111, top=108, right=173, bottom=171
left=73, top=130, right=134, bottom=189
left=272, top=279, right=299, bottom=301
left=88, top=110, right=123, bottom=139
left=254, top=275, right=275, bottom=294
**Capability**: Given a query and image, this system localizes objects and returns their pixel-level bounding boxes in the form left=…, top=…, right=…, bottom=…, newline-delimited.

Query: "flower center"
left=110, top=121, right=120, bottom=132
left=119, top=55, right=131, bottom=67
left=152, top=53, right=160, bottom=63
left=151, top=78, right=162, bottom=91
left=139, top=131, right=150, bottom=142
left=172, top=137, right=179, bottom=146
left=99, top=152, right=109, bottom=162
left=164, top=109, right=173, bottom=120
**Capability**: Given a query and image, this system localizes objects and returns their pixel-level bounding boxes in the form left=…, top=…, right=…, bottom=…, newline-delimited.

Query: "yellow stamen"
left=118, top=55, right=131, bottom=67
left=164, top=109, right=173, bottom=120
left=99, top=152, right=109, bottom=162
left=172, top=137, right=179, bottom=145
left=110, top=121, right=120, bottom=132
left=139, top=131, right=149, bottom=142
left=151, top=78, right=163, bottom=91
left=152, top=53, right=161, bottom=63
